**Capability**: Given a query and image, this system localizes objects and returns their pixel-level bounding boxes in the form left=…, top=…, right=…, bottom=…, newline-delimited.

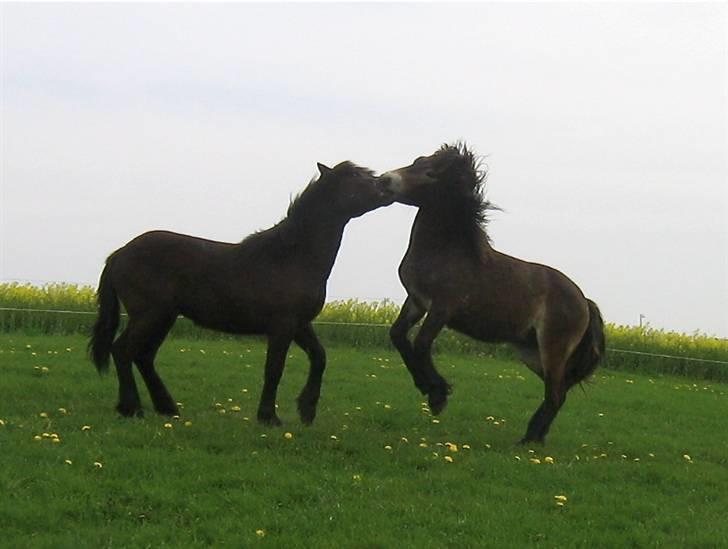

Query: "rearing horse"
left=383, top=144, right=605, bottom=444
left=89, top=161, right=394, bottom=426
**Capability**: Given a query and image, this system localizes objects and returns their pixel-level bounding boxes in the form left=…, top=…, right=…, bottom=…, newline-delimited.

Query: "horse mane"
left=239, top=161, right=369, bottom=252
left=435, top=142, right=498, bottom=242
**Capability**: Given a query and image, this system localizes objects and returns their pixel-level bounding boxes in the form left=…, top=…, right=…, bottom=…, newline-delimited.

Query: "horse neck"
left=410, top=206, right=491, bottom=254
left=289, top=213, right=348, bottom=278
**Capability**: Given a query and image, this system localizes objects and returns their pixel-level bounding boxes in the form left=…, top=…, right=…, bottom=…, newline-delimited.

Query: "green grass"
left=1, top=334, right=727, bottom=548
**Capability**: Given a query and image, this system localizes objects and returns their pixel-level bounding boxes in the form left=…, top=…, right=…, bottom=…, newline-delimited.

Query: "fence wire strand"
left=1, top=306, right=726, bottom=366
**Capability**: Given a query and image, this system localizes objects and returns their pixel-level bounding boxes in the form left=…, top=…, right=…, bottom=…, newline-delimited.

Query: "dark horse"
left=89, top=161, right=394, bottom=425
left=382, top=144, right=605, bottom=444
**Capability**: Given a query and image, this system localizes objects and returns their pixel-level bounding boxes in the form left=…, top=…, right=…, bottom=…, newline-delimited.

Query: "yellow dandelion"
left=400, top=436, right=409, bottom=443
left=64, top=459, right=73, bottom=465
left=0, top=419, right=5, bottom=426
left=555, top=501, right=565, bottom=507
left=530, top=458, right=541, bottom=464
left=184, top=421, right=193, bottom=427
left=218, top=409, right=226, bottom=414
left=419, top=442, right=428, bottom=448
left=52, top=438, right=61, bottom=444
left=39, top=412, right=49, bottom=418
left=163, top=423, right=173, bottom=429
left=41, top=366, right=49, bottom=373
left=33, top=435, right=42, bottom=441
left=544, top=456, right=555, bottom=464
left=445, top=442, right=458, bottom=452
left=50, top=433, right=59, bottom=439
left=444, top=455, right=454, bottom=463
left=384, top=404, right=392, bottom=409
left=431, top=419, right=440, bottom=424
left=485, top=443, right=491, bottom=449
left=462, top=444, right=471, bottom=450
left=42, top=432, right=51, bottom=438
left=231, top=406, right=241, bottom=412
left=683, top=454, right=692, bottom=462
left=93, top=462, right=103, bottom=469
left=284, top=432, right=293, bottom=440
left=81, top=425, right=91, bottom=431
left=330, top=435, right=338, bottom=441
left=384, top=445, right=393, bottom=451
left=648, top=453, right=655, bottom=458
left=58, top=408, right=68, bottom=415
left=514, top=455, right=521, bottom=461
left=486, top=415, right=495, bottom=421
left=172, top=415, right=180, bottom=420
left=352, top=474, right=362, bottom=481
left=554, top=495, right=568, bottom=502
left=255, top=529, right=266, bottom=538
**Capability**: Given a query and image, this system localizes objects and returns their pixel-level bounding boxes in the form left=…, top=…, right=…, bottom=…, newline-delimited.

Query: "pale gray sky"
left=1, top=3, right=726, bottom=336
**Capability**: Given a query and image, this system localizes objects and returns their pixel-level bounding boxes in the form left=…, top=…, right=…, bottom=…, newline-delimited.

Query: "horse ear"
left=317, top=162, right=332, bottom=176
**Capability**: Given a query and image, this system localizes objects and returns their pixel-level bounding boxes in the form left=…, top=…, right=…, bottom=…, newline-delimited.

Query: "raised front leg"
left=294, top=323, right=326, bottom=425
left=257, top=328, right=294, bottom=426
left=412, top=308, right=452, bottom=415
left=389, top=297, right=429, bottom=393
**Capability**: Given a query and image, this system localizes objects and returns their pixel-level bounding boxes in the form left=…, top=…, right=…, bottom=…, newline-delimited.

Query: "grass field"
left=2, top=334, right=728, bottom=548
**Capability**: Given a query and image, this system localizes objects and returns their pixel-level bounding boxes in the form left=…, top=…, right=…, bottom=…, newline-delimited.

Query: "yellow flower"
left=544, top=456, right=555, bottom=464
left=184, top=421, right=193, bottom=427
left=431, top=419, right=440, bottom=424
left=255, top=529, right=265, bottom=538
left=683, top=454, right=692, bottom=462
left=530, top=458, right=541, bottom=464
left=330, top=435, right=338, bottom=441
left=33, top=435, right=42, bottom=441
left=52, top=438, right=61, bottom=444
left=384, top=445, right=393, bottom=451
left=444, top=455, right=454, bottom=463
left=419, top=442, right=428, bottom=448
left=400, top=436, right=409, bottom=443
left=445, top=442, right=458, bottom=452
left=39, top=412, right=49, bottom=418
left=64, top=459, right=73, bottom=465
left=163, top=423, right=173, bottom=429
left=81, top=425, right=91, bottom=431
left=554, top=495, right=568, bottom=502
left=0, top=419, right=5, bottom=426
left=352, top=474, right=362, bottom=481
left=284, top=432, right=293, bottom=440
left=231, top=406, right=241, bottom=412
left=93, top=462, right=103, bottom=469
left=555, top=501, right=565, bottom=507
left=58, top=408, right=68, bottom=415
left=462, top=444, right=471, bottom=450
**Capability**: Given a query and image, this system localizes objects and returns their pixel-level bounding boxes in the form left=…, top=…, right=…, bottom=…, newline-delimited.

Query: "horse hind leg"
left=520, top=345, right=570, bottom=445
left=111, top=329, right=143, bottom=417
left=294, top=323, right=326, bottom=425
left=133, top=314, right=178, bottom=416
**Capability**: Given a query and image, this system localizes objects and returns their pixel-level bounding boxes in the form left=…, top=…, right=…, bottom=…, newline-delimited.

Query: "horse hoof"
left=155, top=404, right=180, bottom=416
left=116, top=403, right=143, bottom=418
left=297, top=406, right=317, bottom=426
left=258, top=415, right=283, bottom=427
left=428, top=393, right=448, bottom=416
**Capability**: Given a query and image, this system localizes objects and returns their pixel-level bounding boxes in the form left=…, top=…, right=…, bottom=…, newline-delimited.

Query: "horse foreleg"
left=257, top=328, right=294, bottom=426
left=294, top=323, right=326, bottom=425
left=390, top=298, right=429, bottom=393
left=412, top=309, right=451, bottom=415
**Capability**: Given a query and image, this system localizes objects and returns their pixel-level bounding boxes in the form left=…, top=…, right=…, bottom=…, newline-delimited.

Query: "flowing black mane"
left=432, top=142, right=498, bottom=241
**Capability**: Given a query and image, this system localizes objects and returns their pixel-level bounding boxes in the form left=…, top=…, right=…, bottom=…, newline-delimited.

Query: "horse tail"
left=88, top=258, right=120, bottom=374
left=566, top=298, right=606, bottom=388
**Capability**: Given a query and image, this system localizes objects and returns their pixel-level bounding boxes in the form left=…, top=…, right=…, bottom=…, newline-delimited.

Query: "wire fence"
left=1, top=306, right=727, bottom=367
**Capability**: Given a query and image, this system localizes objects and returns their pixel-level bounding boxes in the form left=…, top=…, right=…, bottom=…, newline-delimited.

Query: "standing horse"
left=89, top=161, right=394, bottom=425
left=382, top=144, right=605, bottom=444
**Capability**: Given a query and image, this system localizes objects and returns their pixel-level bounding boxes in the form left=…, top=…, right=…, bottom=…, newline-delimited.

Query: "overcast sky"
left=1, top=3, right=726, bottom=337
